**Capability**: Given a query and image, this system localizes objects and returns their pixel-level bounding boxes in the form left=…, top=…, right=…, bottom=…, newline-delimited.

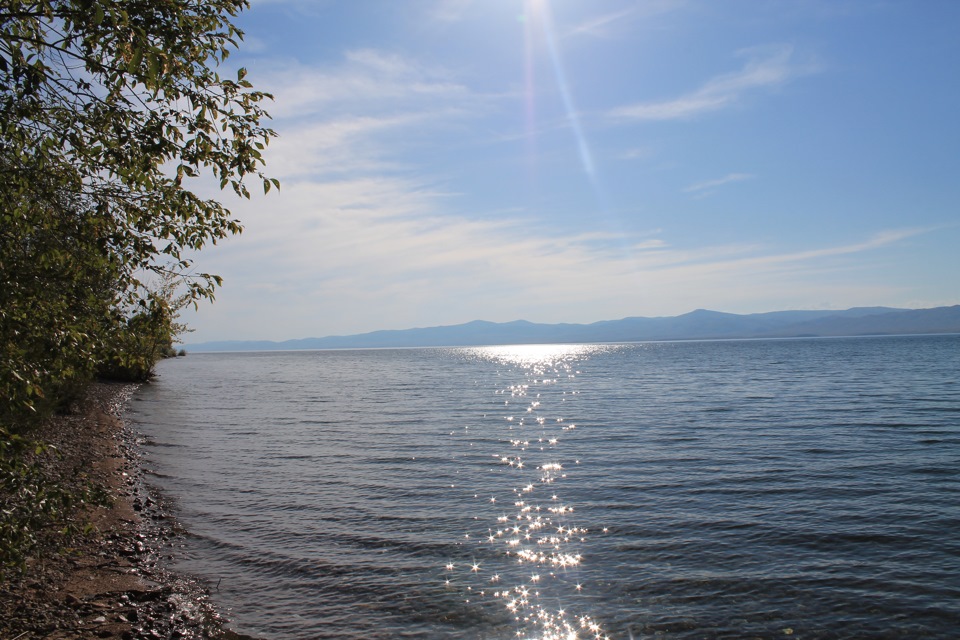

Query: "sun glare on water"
left=446, top=344, right=614, bottom=639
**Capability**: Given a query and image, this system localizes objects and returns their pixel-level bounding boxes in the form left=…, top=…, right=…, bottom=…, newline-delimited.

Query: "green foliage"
left=98, top=273, right=195, bottom=382
left=0, top=429, right=83, bottom=572
left=1, top=0, right=276, bottom=305
left=1, top=0, right=275, bottom=416
left=0, top=423, right=111, bottom=574
left=0, top=157, right=114, bottom=426
left=0, top=0, right=275, bottom=572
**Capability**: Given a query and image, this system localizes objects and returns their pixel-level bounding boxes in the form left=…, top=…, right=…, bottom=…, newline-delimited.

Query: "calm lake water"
left=127, top=336, right=960, bottom=639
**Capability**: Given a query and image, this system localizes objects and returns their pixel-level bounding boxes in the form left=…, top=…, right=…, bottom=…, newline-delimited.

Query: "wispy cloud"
left=609, top=44, right=814, bottom=120
left=257, top=50, right=475, bottom=121
left=618, top=147, right=654, bottom=161
left=186, top=165, right=927, bottom=340
left=264, top=114, right=424, bottom=179
left=428, top=0, right=473, bottom=23
left=684, top=172, right=755, bottom=193
left=566, top=0, right=685, bottom=38
left=749, top=228, right=928, bottom=265
left=565, top=7, right=638, bottom=38
left=242, top=48, right=491, bottom=181
left=179, top=22, right=934, bottom=342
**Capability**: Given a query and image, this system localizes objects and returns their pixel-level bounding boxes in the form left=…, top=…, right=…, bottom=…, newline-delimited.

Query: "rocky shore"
left=0, top=382, right=258, bottom=640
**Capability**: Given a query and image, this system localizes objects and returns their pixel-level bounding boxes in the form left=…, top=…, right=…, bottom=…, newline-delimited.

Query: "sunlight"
left=459, top=343, right=609, bottom=368
left=524, top=0, right=596, bottom=179
left=445, top=339, right=612, bottom=640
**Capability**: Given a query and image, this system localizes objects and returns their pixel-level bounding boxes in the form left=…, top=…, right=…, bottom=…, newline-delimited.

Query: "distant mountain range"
left=183, top=305, right=960, bottom=352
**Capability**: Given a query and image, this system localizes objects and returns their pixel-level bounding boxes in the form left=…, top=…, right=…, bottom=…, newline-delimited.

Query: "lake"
left=127, top=335, right=960, bottom=639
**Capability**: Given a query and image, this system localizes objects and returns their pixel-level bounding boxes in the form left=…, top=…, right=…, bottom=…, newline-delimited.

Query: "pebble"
left=0, top=382, right=261, bottom=640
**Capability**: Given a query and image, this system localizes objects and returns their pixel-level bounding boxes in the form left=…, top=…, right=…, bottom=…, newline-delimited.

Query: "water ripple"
left=129, top=336, right=960, bottom=639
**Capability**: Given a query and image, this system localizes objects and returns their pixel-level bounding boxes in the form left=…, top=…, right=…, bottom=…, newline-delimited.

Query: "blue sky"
left=180, top=0, right=960, bottom=342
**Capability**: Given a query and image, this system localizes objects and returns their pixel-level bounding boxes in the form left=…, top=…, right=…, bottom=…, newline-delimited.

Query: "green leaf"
left=128, top=47, right=144, bottom=73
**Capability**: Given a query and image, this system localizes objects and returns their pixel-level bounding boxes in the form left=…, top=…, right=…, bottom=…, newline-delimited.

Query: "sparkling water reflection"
left=447, top=344, right=615, bottom=639
left=128, top=336, right=960, bottom=639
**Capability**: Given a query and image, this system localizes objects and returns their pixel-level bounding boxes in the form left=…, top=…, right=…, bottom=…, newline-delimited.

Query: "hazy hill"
left=184, top=305, right=960, bottom=352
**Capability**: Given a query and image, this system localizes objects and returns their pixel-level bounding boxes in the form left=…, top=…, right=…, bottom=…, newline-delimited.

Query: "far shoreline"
left=181, top=330, right=960, bottom=355
left=181, top=305, right=960, bottom=353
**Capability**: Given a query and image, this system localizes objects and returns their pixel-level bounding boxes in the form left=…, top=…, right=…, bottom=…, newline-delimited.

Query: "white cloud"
left=183, top=165, right=928, bottom=341
left=176, top=36, right=935, bottom=343
left=749, top=228, right=927, bottom=264
left=256, top=50, right=475, bottom=121
left=265, top=114, right=423, bottom=179
left=565, top=7, right=638, bottom=38
left=240, top=48, right=492, bottom=182
left=428, top=0, right=474, bottom=23
left=617, top=146, right=654, bottom=161
left=565, top=0, right=684, bottom=38
left=684, top=172, right=755, bottom=193
left=634, top=239, right=668, bottom=250
left=609, top=44, right=814, bottom=120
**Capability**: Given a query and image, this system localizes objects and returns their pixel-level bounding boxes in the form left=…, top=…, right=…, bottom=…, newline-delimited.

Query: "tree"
left=0, top=0, right=275, bottom=571
left=1, top=0, right=275, bottom=409
left=98, top=271, right=195, bottom=382
left=1, top=0, right=277, bottom=293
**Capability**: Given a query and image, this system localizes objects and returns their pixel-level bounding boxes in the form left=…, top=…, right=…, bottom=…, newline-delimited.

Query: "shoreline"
left=0, top=382, right=258, bottom=640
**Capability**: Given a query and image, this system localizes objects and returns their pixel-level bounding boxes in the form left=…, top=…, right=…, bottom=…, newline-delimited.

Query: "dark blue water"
left=128, top=336, right=960, bottom=639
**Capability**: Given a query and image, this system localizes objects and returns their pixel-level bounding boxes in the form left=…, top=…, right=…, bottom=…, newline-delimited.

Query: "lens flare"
left=525, top=0, right=597, bottom=182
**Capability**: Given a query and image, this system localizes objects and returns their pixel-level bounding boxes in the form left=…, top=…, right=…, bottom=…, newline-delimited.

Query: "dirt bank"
left=0, top=382, right=259, bottom=640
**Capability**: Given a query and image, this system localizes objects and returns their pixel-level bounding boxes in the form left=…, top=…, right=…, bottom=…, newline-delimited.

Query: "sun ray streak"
left=524, top=0, right=639, bottom=290
left=524, top=3, right=538, bottom=175
left=533, top=0, right=596, bottom=180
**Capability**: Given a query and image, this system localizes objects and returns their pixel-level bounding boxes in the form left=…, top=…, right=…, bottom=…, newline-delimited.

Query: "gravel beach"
left=0, top=382, right=259, bottom=640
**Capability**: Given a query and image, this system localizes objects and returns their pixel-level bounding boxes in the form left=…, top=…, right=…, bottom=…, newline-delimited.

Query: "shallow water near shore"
left=127, top=335, right=960, bottom=639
